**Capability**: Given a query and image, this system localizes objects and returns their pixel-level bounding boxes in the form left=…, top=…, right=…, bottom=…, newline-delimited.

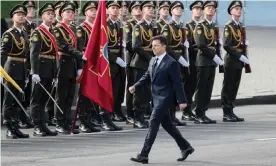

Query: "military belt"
left=40, top=55, right=55, bottom=60
left=174, top=50, right=183, bottom=53
left=109, top=49, right=120, bottom=53
left=236, top=49, right=243, bottom=53
left=7, top=57, right=27, bottom=63
left=58, top=52, right=70, bottom=56
left=143, top=48, right=152, bottom=51
left=208, top=46, right=216, bottom=51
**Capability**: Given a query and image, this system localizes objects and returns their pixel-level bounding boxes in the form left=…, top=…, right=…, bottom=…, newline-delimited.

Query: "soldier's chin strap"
left=1, top=82, right=29, bottom=118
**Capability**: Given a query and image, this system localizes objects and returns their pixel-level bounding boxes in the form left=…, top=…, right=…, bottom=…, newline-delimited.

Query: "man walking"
left=129, top=35, right=194, bottom=163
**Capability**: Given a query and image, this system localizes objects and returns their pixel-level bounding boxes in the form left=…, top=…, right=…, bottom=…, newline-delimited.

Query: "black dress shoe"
left=41, top=124, right=58, bottom=136
left=126, top=117, right=135, bottom=124
left=14, top=128, right=30, bottom=138
left=6, top=129, right=17, bottom=139
left=112, top=114, right=125, bottom=122
left=130, top=154, right=149, bottom=164
left=182, top=113, right=196, bottom=121
left=133, top=121, right=148, bottom=129
left=79, top=124, right=92, bottom=133
left=107, top=120, right=123, bottom=131
left=204, top=116, right=217, bottom=124
left=86, top=122, right=101, bottom=132
left=177, top=146, right=195, bottom=161
left=223, top=115, right=238, bottom=122
left=33, top=127, right=47, bottom=137
left=194, top=116, right=210, bottom=124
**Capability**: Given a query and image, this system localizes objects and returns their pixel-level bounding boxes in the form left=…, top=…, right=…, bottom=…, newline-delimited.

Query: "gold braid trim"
left=168, top=25, right=182, bottom=48
left=228, top=24, right=241, bottom=48
left=38, top=30, right=53, bottom=54
left=8, top=32, right=26, bottom=56
left=59, top=27, right=74, bottom=46
left=201, top=24, right=214, bottom=46
left=107, top=26, right=117, bottom=47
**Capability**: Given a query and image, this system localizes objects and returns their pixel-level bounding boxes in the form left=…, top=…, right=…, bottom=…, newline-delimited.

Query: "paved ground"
left=1, top=105, right=276, bottom=166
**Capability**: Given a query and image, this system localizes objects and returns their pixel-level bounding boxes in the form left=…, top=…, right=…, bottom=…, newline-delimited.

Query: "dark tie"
left=152, top=58, right=159, bottom=75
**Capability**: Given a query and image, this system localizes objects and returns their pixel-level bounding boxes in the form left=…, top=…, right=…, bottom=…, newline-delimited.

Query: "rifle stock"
left=242, top=0, right=251, bottom=73
left=182, top=24, right=190, bottom=75
left=214, top=25, right=224, bottom=73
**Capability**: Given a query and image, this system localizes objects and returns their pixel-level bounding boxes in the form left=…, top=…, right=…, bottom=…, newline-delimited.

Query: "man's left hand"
left=179, top=103, right=187, bottom=111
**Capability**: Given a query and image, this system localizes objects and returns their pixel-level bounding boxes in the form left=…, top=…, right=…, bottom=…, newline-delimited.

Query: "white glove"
left=116, top=57, right=126, bottom=67
left=0, top=76, right=3, bottom=83
left=184, top=40, right=189, bottom=48
left=178, top=56, right=190, bottom=67
left=245, top=40, right=249, bottom=46
left=213, top=55, right=224, bottom=65
left=52, top=78, right=58, bottom=85
left=32, top=74, right=41, bottom=83
left=77, top=69, right=83, bottom=76
left=82, top=55, right=87, bottom=61
left=239, top=55, right=249, bottom=64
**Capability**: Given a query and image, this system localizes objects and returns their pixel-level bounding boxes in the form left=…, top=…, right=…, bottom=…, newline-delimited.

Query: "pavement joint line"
left=254, top=138, right=276, bottom=141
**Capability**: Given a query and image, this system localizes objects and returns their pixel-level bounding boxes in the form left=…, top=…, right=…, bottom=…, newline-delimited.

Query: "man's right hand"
left=32, top=74, right=41, bottom=83
left=129, top=86, right=136, bottom=94
left=179, top=103, right=187, bottom=111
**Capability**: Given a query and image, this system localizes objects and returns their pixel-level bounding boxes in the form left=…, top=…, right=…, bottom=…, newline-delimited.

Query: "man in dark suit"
left=129, top=35, right=194, bottom=164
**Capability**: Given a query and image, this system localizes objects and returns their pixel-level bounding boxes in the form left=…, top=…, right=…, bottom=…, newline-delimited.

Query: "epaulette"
left=226, top=20, right=232, bottom=25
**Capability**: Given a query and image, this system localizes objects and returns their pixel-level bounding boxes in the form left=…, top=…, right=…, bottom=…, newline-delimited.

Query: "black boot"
left=133, top=113, right=148, bottom=129
left=33, top=125, right=47, bottom=137
left=55, top=121, right=70, bottom=135
left=14, top=128, right=30, bottom=138
left=223, top=109, right=237, bottom=122
left=41, top=123, right=57, bottom=136
left=182, top=106, right=196, bottom=121
left=86, top=121, right=101, bottom=132
left=230, top=109, right=245, bottom=122
left=103, top=113, right=123, bottom=131
left=5, top=122, right=17, bottom=139
left=171, top=109, right=186, bottom=126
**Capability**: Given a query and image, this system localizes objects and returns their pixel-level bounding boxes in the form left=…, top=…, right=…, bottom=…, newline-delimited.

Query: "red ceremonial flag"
left=78, top=0, right=113, bottom=112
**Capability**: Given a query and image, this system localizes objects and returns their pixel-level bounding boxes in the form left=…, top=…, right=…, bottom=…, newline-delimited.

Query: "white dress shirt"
left=155, top=52, right=166, bottom=67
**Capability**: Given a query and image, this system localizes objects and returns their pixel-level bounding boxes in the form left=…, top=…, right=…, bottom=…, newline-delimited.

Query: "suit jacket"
left=134, top=54, right=186, bottom=110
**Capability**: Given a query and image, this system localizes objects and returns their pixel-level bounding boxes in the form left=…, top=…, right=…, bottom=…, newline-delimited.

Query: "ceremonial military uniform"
left=130, top=1, right=156, bottom=129
left=161, top=1, right=187, bottom=126
left=45, top=0, right=65, bottom=126
left=53, top=2, right=83, bottom=134
left=1, top=5, right=30, bottom=139
left=19, top=1, right=37, bottom=128
left=181, top=0, right=204, bottom=121
left=29, top=3, right=58, bottom=137
left=76, top=1, right=101, bottom=133
left=156, top=1, right=171, bottom=35
left=124, top=1, right=142, bottom=124
left=193, top=1, right=221, bottom=124
left=221, top=0, right=245, bottom=122
left=101, top=1, right=125, bottom=130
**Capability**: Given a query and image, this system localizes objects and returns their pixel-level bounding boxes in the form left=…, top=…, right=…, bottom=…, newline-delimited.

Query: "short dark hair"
left=151, top=35, right=168, bottom=46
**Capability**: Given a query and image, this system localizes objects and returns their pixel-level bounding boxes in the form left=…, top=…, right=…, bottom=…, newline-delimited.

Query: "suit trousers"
left=2, top=79, right=25, bottom=122
left=30, top=78, right=52, bottom=124
left=141, top=108, right=190, bottom=156
left=194, top=66, right=216, bottom=116
left=55, top=77, right=76, bottom=125
left=126, top=66, right=134, bottom=118
left=221, top=67, right=242, bottom=110
left=132, top=68, right=151, bottom=117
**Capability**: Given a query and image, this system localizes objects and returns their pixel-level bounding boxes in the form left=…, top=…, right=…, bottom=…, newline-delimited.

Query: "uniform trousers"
left=55, top=77, right=76, bottom=126
left=194, top=66, right=216, bottom=116
left=221, top=67, right=242, bottom=110
left=30, top=78, right=52, bottom=124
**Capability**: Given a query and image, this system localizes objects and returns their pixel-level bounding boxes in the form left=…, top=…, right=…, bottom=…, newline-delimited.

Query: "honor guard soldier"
left=76, top=1, right=101, bottom=133
left=53, top=2, right=83, bottom=134
left=130, top=1, right=156, bottom=129
left=29, top=3, right=59, bottom=137
left=156, top=1, right=171, bottom=35
left=20, top=0, right=37, bottom=128
left=193, top=1, right=224, bottom=124
left=161, top=1, right=188, bottom=126
left=1, top=5, right=30, bottom=139
left=53, top=1, right=66, bottom=27
left=221, top=0, right=246, bottom=122
left=181, top=0, right=203, bottom=121
left=124, top=1, right=143, bottom=125
left=114, top=1, right=130, bottom=122
left=99, top=0, right=126, bottom=131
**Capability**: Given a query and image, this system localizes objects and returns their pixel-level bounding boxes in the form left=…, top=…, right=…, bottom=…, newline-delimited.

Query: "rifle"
left=182, top=0, right=190, bottom=75
left=215, top=1, right=224, bottom=73
left=242, top=0, right=252, bottom=73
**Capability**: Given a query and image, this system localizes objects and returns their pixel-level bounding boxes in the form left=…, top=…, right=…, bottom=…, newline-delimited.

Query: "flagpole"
left=71, top=97, right=80, bottom=134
